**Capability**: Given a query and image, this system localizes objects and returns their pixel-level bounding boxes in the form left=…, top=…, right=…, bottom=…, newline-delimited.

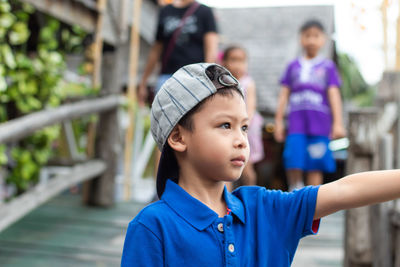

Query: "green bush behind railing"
left=0, top=0, right=96, bottom=195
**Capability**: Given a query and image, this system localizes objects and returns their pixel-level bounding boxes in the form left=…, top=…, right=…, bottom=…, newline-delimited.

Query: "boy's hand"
left=274, top=122, right=285, bottom=143
left=330, top=123, right=346, bottom=140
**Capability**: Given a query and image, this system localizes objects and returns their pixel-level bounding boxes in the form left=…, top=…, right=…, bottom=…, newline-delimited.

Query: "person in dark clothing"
left=137, top=0, right=218, bottom=106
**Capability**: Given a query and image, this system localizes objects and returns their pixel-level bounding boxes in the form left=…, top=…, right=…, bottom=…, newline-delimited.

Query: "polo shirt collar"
left=224, top=186, right=246, bottom=224
left=162, top=180, right=246, bottom=231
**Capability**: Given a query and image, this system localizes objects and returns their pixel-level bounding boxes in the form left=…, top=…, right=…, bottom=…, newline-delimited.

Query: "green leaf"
left=0, top=76, right=6, bottom=92
left=0, top=2, right=11, bottom=13
left=0, top=44, right=16, bottom=69
left=0, top=13, right=15, bottom=28
left=0, top=145, right=7, bottom=165
left=0, top=27, right=6, bottom=40
left=26, top=96, right=42, bottom=109
left=21, top=3, right=35, bottom=14
left=9, top=21, right=30, bottom=45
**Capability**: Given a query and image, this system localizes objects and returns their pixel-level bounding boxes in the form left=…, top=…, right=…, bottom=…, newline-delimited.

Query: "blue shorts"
left=283, top=134, right=336, bottom=173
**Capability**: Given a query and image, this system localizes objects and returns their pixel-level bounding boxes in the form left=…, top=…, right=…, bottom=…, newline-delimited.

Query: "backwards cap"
left=150, top=63, right=243, bottom=197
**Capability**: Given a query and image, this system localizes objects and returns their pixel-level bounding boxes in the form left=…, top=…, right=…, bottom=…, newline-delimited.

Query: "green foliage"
left=336, top=53, right=377, bottom=107
left=0, top=0, right=94, bottom=194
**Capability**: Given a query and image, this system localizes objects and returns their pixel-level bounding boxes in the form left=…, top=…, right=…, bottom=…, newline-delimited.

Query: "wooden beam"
left=19, top=0, right=159, bottom=46
left=123, top=0, right=143, bottom=200
left=0, top=95, right=122, bottom=144
left=92, top=0, right=107, bottom=88
left=0, top=160, right=106, bottom=232
left=381, top=0, right=389, bottom=70
left=19, top=0, right=118, bottom=45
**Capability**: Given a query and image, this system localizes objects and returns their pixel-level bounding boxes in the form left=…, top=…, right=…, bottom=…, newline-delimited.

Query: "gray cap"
left=150, top=63, right=243, bottom=197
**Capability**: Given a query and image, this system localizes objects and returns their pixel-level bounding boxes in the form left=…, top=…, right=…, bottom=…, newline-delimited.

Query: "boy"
left=122, top=63, right=400, bottom=266
left=274, top=20, right=346, bottom=190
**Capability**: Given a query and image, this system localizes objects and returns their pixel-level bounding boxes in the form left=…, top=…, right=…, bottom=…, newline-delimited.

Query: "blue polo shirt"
left=121, top=180, right=320, bottom=266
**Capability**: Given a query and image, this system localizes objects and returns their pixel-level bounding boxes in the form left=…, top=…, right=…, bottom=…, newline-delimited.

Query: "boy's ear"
left=167, top=125, right=187, bottom=152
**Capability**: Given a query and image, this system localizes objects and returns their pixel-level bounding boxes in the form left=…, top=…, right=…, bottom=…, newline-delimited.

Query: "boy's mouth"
left=231, top=155, right=246, bottom=166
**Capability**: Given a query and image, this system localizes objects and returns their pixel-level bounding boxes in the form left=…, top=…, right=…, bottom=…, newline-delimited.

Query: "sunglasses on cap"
left=218, top=73, right=239, bottom=87
left=206, top=65, right=239, bottom=90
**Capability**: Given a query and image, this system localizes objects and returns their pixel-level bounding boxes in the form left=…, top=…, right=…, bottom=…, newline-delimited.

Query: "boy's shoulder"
left=232, top=185, right=290, bottom=203
left=131, top=200, right=172, bottom=228
left=232, top=185, right=319, bottom=207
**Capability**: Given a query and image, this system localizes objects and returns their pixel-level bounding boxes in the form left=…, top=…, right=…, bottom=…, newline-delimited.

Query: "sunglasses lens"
left=219, top=74, right=238, bottom=86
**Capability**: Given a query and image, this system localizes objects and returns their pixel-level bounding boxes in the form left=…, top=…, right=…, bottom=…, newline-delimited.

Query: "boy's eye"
left=220, top=123, right=231, bottom=129
left=242, top=125, right=249, bottom=132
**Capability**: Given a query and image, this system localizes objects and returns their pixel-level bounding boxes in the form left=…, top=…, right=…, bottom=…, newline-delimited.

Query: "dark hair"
left=178, top=65, right=243, bottom=131
left=300, top=19, right=325, bottom=33
left=222, top=45, right=247, bottom=61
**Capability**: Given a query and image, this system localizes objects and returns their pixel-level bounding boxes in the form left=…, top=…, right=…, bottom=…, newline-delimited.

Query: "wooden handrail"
left=0, top=95, right=123, bottom=144
left=0, top=160, right=107, bottom=232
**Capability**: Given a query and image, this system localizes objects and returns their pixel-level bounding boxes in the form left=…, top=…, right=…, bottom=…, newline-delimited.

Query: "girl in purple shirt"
left=274, top=20, right=346, bottom=191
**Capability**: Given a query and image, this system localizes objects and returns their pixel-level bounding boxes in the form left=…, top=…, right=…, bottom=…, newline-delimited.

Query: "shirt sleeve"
left=155, top=8, right=165, bottom=42
left=280, top=63, right=292, bottom=88
left=327, top=61, right=342, bottom=88
left=265, top=186, right=320, bottom=247
left=121, top=221, right=163, bottom=267
left=201, top=5, right=217, bottom=33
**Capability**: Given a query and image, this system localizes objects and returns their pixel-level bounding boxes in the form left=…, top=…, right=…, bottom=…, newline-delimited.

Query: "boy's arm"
left=274, top=86, right=290, bottom=142
left=327, top=86, right=346, bottom=139
left=121, top=221, right=163, bottom=267
left=315, top=170, right=400, bottom=219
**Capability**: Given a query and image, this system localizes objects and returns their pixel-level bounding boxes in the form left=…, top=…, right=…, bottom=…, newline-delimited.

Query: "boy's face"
left=223, top=49, right=247, bottom=79
left=179, top=92, right=250, bottom=183
left=300, top=26, right=326, bottom=58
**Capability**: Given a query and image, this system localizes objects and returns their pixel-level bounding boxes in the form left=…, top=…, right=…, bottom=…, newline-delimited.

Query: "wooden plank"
left=124, top=0, right=143, bottom=200
left=20, top=0, right=159, bottom=46
left=20, top=0, right=119, bottom=45
left=84, top=54, right=124, bottom=206
left=92, top=0, right=107, bottom=88
left=0, top=160, right=106, bottom=232
left=344, top=109, right=379, bottom=267
left=0, top=193, right=145, bottom=266
left=0, top=95, right=122, bottom=144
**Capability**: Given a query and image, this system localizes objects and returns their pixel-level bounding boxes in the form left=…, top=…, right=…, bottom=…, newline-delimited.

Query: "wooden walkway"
left=293, top=211, right=344, bottom=267
left=0, top=192, right=344, bottom=267
left=0, top=192, right=144, bottom=267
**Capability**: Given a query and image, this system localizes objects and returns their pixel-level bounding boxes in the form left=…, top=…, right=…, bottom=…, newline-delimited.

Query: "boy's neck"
left=178, top=176, right=227, bottom=217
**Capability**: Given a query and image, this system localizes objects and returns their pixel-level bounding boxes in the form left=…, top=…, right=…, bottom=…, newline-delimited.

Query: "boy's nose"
left=233, top=131, right=248, bottom=149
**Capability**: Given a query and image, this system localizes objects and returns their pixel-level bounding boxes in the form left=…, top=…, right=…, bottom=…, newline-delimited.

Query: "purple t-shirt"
left=280, top=57, right=342, bottom=137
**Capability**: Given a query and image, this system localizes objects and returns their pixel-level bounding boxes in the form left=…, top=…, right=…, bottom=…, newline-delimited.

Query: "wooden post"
left=85, top=58, right=122, bottom=206
left=344, top=108, right=379, bottom=267
left=381, top=0, right=389, bottom=70
left=92, top=0, right=107, bottom=88
left=370, top=134, right=394, bottom=267
left=123, top=0, right=143, bottom=200
left=396, top=0, right=400, bottom=70
left=84, top=0, right=128, bottom=207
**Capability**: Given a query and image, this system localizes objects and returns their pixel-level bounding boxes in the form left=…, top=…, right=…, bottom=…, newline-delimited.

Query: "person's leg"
left=283, top=134, right=306, bottom=191
left=306, top=170, right=323, bottom=185
left=305, top=135, right=335, bottom=186
left=287, top=169, right=304, bottom=191
left=241, top=162, right=257, bottom=185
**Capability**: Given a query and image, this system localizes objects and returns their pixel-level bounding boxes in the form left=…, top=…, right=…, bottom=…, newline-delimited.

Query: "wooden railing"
left=345, top=71, right=400, bottom=267
left=0, top=95, right=123, bottom=232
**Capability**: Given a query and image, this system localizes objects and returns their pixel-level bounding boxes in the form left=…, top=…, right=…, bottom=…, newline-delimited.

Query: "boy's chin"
left=223, top=176, right=241, bottom=183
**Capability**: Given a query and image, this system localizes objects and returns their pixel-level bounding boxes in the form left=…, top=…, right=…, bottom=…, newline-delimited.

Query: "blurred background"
left=0, top=0, right=399, bottom=266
